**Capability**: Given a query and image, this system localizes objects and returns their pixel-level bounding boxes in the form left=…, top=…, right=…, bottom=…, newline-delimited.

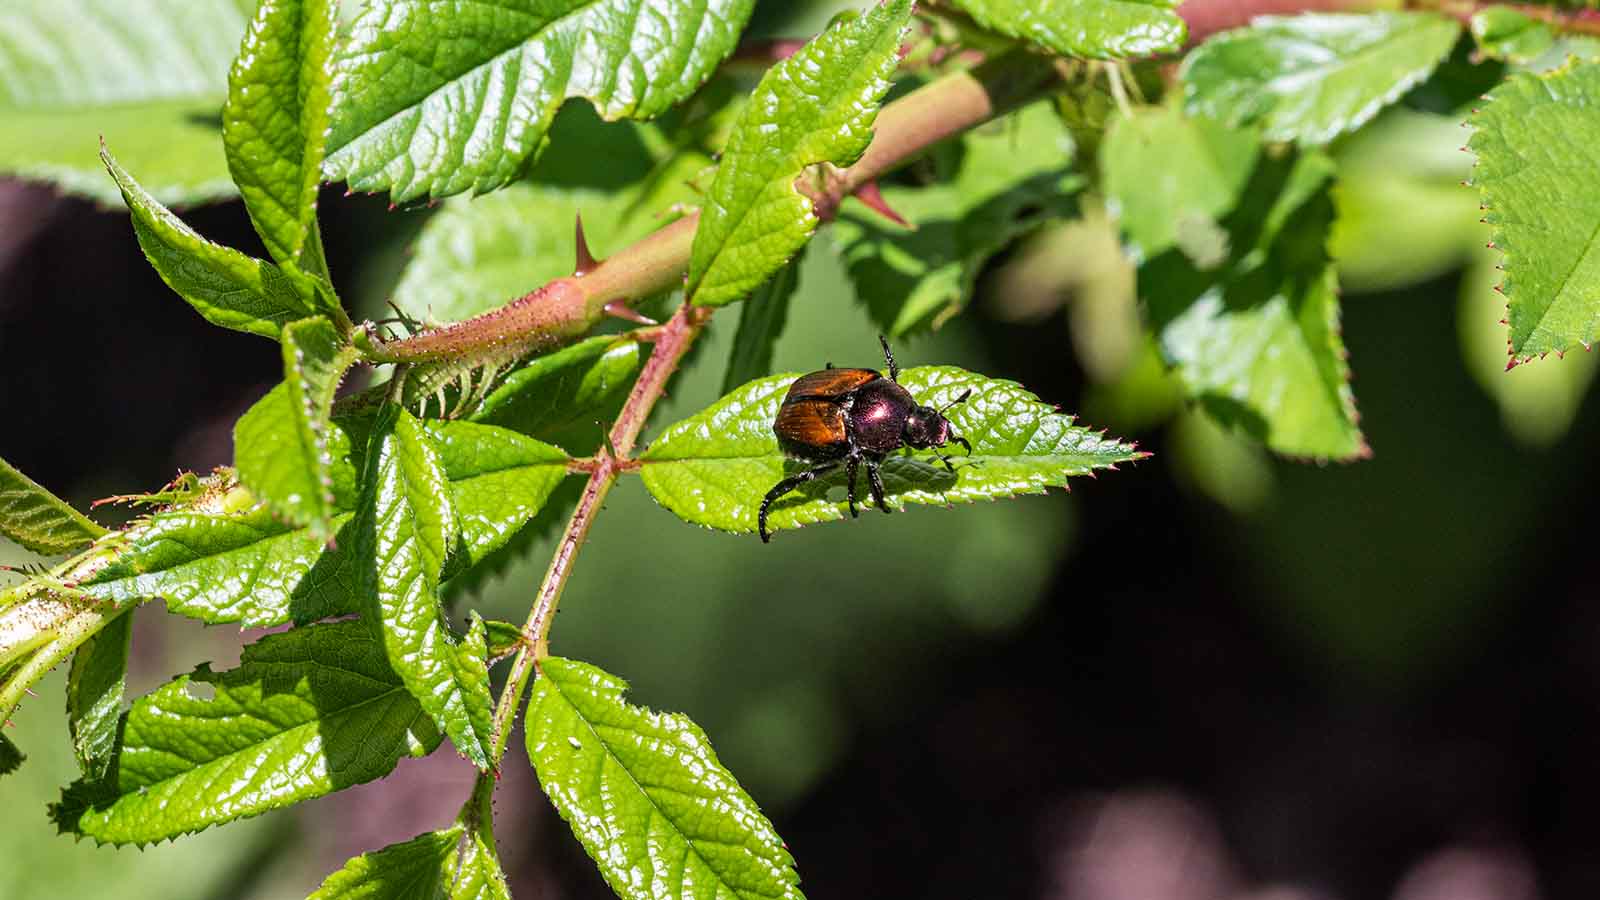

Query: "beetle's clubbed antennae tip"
left=573, top=213, right=600, bottom=276
left=603, top=299, right=657, bottom=325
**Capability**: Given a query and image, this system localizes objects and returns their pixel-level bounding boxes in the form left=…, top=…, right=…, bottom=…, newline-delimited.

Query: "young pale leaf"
left=309, top=824, right=510, bottom=900
left=1181, top=13, right=1461, bottom=145
left=82, top=423, right=569, bottom=627
left=65, top=609, right=133, bottom=782
left=484, top=620, right=525, bottom=661
left=222, top=0, right=339, bottom=279
left=234, top=316, right=358, bottom=540
left=527, top=657, right=803, bottom=900
left=832, top=100, right=1080, bottom=336
left=1469, top=7, right=1554, bottom=63
left=50, top=620, right=441, bottom=845
left=101, top=146, right=316, bottom=340
left=722, top=259, right=801, bottom=394
left=0, top=0, right=254, bottom=206
left=324, top=0, right=754, bottom=203
left=948, top=0, right=1185, bottom=59
left=356, top=407, right=495, bottom=770
left=639, top=368, right=1142, bottom=537
left=1141, top=151, right=1366, bottom=460
left=0, top=456, right=105, bottom=555
left=1470, top=61, right=1600, bottom=362
left=1101, top=106, right=1259, bottom=265
left=686, top=0, right=911, bottom=307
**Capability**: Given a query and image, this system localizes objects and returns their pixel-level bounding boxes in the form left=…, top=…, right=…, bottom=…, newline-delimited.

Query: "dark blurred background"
left=6, top=6, right=1600, bottom=900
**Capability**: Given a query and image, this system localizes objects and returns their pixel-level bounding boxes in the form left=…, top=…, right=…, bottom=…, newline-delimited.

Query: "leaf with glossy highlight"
left=50, top=620, right=441, bottom=845
left=640, top=368, right=1142, bottom=537
left=324, top=0, right=755, bottom=203
left=223, top=0, right=339, bottom=279
left=832, top=100, right=1080, bottom=336
left=686, top=0, right=911, bottom=307
left=82, top=423, right=570, bottom=627
left=66, top=609, right=132, bottom=782
left=948, top=0, right=1186, bottom=59
left=355, top=407, right=494, bottom=769
left=527, top=657, right=803, bottom=900
left=0, top=0, right=254, bottom=206
left=1181, top=12, right=1461, bottom=145
left=1141, top=151, right=1366, bottom=459
left=1469, top=61, right=1600, bottom=362
left=234, top=317, right=359, bottom=540
left=309, top=823, right=511, bottom=900
left=0, top=456, right=104, bottom=555
left=101, top=146, right=315, bottom=340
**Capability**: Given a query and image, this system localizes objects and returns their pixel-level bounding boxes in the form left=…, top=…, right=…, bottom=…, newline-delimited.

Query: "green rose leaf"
left=234, top=317, right=359, bottom=540
left=948, top=0, right=1186, bottom=59
left=101, top=145, right=316, bottom=340
left=467, top=335, right=644, bottom=449
left=1469, top=61, right=1600, bottom=362
left=722, top=258, right=801, bottom=394
left=527, top=657, right=802, bottom=900
left=0, top=733, right=21, bottom=776
left=82, top=422, right=569, bottom=627
left=222, top=0, right=339, bottom=284
left=1101, top=105, right=1260, bottom=265
left=1469, top=7, right=1554, bottom=63
left=50, top=620, right=442, bottom=845
left=0, top=0, right=254, bottom=206
left=1141, top=150, right=1366, bottom=460
left=483, top=620, right=525, bottom=661
left=355, top=406, right=495, bottom=770
left=1181, top=12, right=1461, bottom=145
left=639, top=367, right=1143, bottom=537
left=832, top=100, right=1081, bottom=336
left=0, top=456, right=105, bottom=555
left=308, top=824, right=510, bottom=900
left=65, top=609, right=133, bottom=782
left=324, top=0, right=755, bottom=204
left=686, top=0, right=912, bottom=307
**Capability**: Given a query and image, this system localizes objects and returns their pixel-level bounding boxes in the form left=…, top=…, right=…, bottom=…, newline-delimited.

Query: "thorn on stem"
left=854, top=181, right=912, bottom=229
left=603, top=299, right=657, bottom=325
left=574, top=214, right=600, bottom=276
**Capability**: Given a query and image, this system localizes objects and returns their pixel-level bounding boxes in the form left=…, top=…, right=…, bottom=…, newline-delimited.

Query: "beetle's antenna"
left=879, top=335, right=899, bottom=381
left=939, top=388, right=973, bottom=414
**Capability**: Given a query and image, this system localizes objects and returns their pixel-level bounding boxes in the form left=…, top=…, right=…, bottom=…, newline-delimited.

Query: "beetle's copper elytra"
left=759, top=336, right=971, bottom=542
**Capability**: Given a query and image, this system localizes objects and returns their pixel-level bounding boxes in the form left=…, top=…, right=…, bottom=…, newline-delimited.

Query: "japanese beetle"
left=759, top=336, right=972, bottom=542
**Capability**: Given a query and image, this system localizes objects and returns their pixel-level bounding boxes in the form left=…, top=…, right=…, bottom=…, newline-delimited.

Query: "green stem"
left=360, top=49, right=1063, bottom=369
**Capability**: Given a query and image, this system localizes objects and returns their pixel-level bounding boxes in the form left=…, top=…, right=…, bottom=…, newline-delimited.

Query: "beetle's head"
left=902, top=406, right=951, bottom=449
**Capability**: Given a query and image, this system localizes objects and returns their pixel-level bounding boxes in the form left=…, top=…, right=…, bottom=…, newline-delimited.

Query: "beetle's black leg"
left=878, top=335, right=899, bottom=382
left=951, top=435, right=971, bottom=456
left=866, top=458, right=890, bottom=513
left=845, top=455, right=861, bottom=518
left=932, top=451, right=956, bottom=473
left=759, top=463, right=837, bottom=543
left=825, top=362, right=834, bottom=369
